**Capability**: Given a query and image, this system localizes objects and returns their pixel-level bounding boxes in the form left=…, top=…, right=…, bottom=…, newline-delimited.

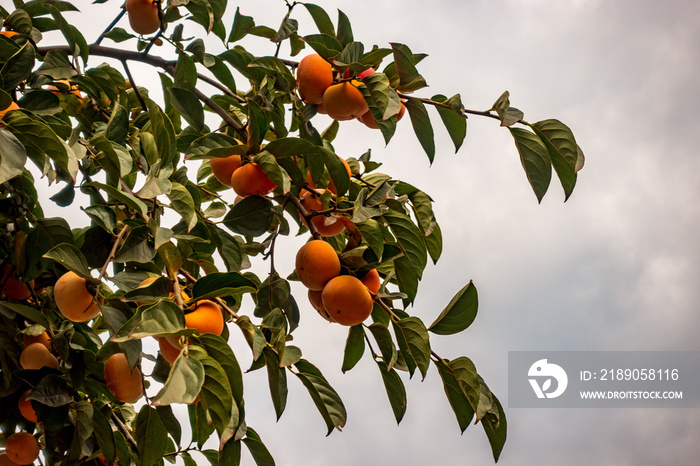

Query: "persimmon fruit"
left=104, top=353, right=143, bottom=403
left=210, top=154, right=242, bottom=187
left=5, top=431, right=40, bottom=465
left=1, top=265, right=33, bottom=301
left=0, top=101, right=19, bottom=122
left=0, top=453, right=18, bottom=466
left=54, top=271, right=101, bottom=322
left=231, top=162, right=276, bottom=197
left=322, top=81, right=369, bottom=121
left=18, top=390, right=37, bottom=423
left=297, top=54, right=333, bottom=105
left=321, top=275, right=374, bottom=326
left=20, top=342, right=59, bottom=370
left=158, top=337, right=182, bottom=364
left=0, top=30, right=18, bottom=39
left=184, top=300, right=225, bottom=336
left=299, top=189, right=346, bottom=237
left=22, top=331, right=51, bottom=349
left=295, top=240, right=341, bottom=291
left=125, top=0, right=160, bottom=35
left=361, top=269, right=381, bottom=294
left=308, top=289, right=335, bottom=323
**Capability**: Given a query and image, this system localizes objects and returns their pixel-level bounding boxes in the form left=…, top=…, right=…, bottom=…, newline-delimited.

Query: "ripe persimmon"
left=1, top=265, right=33, bottom=301
left=307, top=157, right=352, bottom=194
left=0, top=101, right=19, bottom=123
left=184, top=300, right=225, bottom=336
left=295, top=240, right=341, bottom=291
left=5, top=431, right=40, bottom=465
left=231, top=162, right=276, bottom=197
left=158, top=337, right=181, bottom=364
left=20, top=342, right=59, bottom=370
left=210, top=154, right=242, bottom=187
left=22, top=331, right=51, bottom=349
left=322, top=81, right=369, bottom=121
left=0, top=453, right=18, bottom=466
left=308, top=289, right=335, bottom=323
left=125, top=0, right=160, bottom=35
left=0, top=30, right=18, bottom=39
left=54, top=271, right=101, bottom=322
left=358, top=102, right=406, bottom=129
left=297, top=54, right=334, bottom=105
left=360, top=269, right=381, bottom=294
left=299, top=189, right=346, bottom=237
left=321, top=275, right=374, bottom=326
left=104, top=353, right=143, bottom=403
left=18, top=390, right=37, bottom=423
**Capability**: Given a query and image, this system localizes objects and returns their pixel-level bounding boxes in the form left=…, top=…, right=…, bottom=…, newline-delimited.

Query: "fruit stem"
left=285, top=192, right=322, bottom=240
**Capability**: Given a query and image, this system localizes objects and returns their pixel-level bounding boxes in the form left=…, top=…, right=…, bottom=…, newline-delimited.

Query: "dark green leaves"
left=135, top=406, right=168, bottom=466
left=293, top=359, right=347, bottom=435
left=152, top=356, right=205, bottom=406
left=377, top=360, right=407, bottom=424
left=531, top=119, right=580, bottom=201
left=390, top=43, right=427, bottom=93
left=429, top=281, right=478, bottom=335
left=404, top=98, right=435, bottom=164
left=509, top=127, right=552, bottom=203
left=0, top=128, right=26, bottom=183
left=482, top=394, right=507, bottom=462
left=223, top=195, right=274, bottom=237
left=1, top=42, right=35, bottom=91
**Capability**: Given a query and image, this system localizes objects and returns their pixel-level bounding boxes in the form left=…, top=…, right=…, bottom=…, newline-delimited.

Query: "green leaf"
left=425, top=222, right=442, bottom=264
left=449, top=357, right=481, bottom=415
left=185, top=132, right=245, bottom=160
left=1, top=42, right=35, bottom=91
left=192, top=271, right=257, bottom=300
left=135, top=405, right=168, bottom=466
left=393, top=317, right=431, bottom=380
left=336, top=10, right=353, bottom=47
left=0, top=128, right=27, bottom=183
left=242, top=428, right=276, bottom=466
left=92, top=408, right=116, bottom=464
left=152, top=356, right=205, bottom=406
left=195, top=333, right=244, bottom=406
left=293, top=359, right=347, bottom=435
left=341, top=325, right=365, bottom=373
left=433, top=94, right=467, bottom=153
left=85, top=181, right=149, bottom=218
left=43, top=243, right=91, bottom=280
left=112, top=300, right=185, bottom=341
left=531, top=119, right=579, bottom=201
left=168, top=182, right=197, bottom=232
left=390, top=43, right=427, bottom=93
left=302, top=34, right=343, bottom=60
left=428, top=281, right=478, bottom=335
left=376, top=360, right=406, bottom=424
left=482, top=393, right=507, bottom=462
left=190, top=350, right=235, bottom=437
left=223, top=195, right=274, bottom=237
left=356, top=219, right=384, bottom=260
left=166, top=88, right=205, bottom=131
left=509, top=127, right=552, bottom=203
left=0, top=301, right=50, bottom=330
left=228, top=7, right=255, bottom=43
left=368, top=323, right=397, bottom=370
left=263, top=347, right=287, bottom=421
left=434, top=358, right=474, bottom=433
left=114, top=226, right=156, bottom=264
left=302, top=3, right=335, bottom=36
left=491, top=91, right=523, bottom=127
left=404, top=99, right=435, bottom=164
left=2, top=110, right=71, bottom=173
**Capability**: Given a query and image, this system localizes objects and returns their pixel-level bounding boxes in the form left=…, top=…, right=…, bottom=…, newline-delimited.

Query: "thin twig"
left=285, top=192, right=321, bottom=240
left=111, top=411, right=138, bottom=450
left=97, top=224, right=130, bottom=282
left=95, top=9, right=127, bottom=46
left=122, top=60, right=146, bottom=111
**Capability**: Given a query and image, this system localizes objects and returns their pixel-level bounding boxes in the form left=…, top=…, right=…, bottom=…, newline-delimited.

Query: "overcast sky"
left=39, top=0, right=700, bottom=465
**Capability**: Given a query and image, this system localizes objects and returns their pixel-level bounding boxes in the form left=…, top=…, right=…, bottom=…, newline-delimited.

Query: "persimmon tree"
left=0, top=1, right=584, bottom=465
